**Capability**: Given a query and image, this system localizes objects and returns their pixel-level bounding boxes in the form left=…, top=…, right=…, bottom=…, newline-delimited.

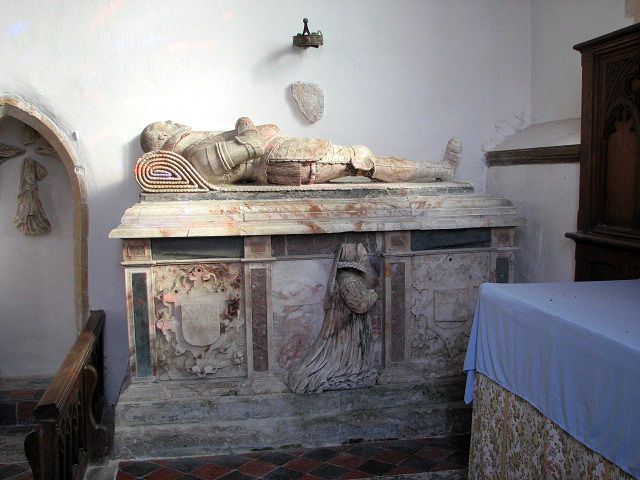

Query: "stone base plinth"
left=114, top=375, right=469, bottom=460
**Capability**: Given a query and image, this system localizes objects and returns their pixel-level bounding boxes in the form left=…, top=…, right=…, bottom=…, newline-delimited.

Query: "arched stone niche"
left=0, top=95, right=88, bottom=331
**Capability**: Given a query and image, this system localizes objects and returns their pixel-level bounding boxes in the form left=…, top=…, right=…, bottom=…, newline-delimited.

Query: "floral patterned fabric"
left=469, top=373, right=634, bottom=479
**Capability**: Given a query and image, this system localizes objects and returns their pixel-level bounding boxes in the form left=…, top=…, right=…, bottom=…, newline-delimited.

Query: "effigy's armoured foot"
left=443, top=137, right=462, bottom=168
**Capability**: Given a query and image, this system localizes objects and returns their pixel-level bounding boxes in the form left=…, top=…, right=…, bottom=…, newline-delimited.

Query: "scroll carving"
left=135, top=150, right=213, bottom=193
left=15, top=157, right=51, bottom=235
left=288, top=243, right=378, bottom=394
left=153, top=263, right=246, bottom=378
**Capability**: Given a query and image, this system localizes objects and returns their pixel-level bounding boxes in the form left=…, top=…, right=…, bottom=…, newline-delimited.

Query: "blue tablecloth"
left=464, top=280, right=640, bottom=478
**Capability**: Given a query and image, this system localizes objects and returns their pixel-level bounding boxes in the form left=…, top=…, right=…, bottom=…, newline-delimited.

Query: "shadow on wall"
left=87, top=134, right=141, bottom=404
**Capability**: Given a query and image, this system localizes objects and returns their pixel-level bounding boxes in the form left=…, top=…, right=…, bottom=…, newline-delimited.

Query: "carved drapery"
left=1, top=123, right=56, bottom=235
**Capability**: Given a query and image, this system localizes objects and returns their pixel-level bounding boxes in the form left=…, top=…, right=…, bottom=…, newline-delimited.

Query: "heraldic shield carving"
left=153, top=263, right=246, bottom=379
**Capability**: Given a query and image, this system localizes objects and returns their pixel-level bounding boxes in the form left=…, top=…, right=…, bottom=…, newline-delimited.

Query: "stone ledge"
left=139, top=181, right=475, bottom=202
left=114, top=377, right=470, bottom=459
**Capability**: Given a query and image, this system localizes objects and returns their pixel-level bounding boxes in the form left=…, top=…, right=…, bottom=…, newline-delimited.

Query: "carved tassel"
left=14, top=157, right=51, bottom=235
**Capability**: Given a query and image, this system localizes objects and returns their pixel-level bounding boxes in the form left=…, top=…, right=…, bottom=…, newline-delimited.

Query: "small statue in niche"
left=14, top=157, right=51, bottom=235
left=287, top=243, right=378, bottom=394
left=136, top=117, right=461, bottom=191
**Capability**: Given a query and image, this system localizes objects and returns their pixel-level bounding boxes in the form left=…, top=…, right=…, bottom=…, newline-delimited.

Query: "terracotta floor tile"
left=164, top=457, right=212, bottom=473
left=260, top=452, right=297, bottom=466
left=327, top=453, right=366, bottom=470
left=355, top=460, right=393, bottom=476
left=302, top=449, right=338, bottom=462
left=145, top=467, right=184, bottom=480
left=216, top=471, right=256, bottom=480
left=417, top=446, right=451, bottom=461
left=386, top=465, right=419, bottom=475
left=119, top=460, right=162, bottom=477
left=189, top=464, right=232, bottom=480
left=262, top=466, right=304, bottom=480
left=115, top=472, right=137, bottom=480
left=284, top=457, right=323, bottom=473
left=238, top=460, right=278, bottom=477
left=309, top=464, right=349, bottom=480
left=372, top=449, right=410, bottom=465
left=399, top=456, right=439, bottom=472
left=339, top=470, right=369, bottom=480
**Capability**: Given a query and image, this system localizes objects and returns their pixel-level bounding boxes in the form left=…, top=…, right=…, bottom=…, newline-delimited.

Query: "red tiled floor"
left=327, top=454, right=366, bottom=470
left=144, top=467, right=184, bottom=480
left=386, top=465, right=419, bottom=475
left=238, top=460, right=278, bottom=477
left=116, top=472, right=137, bottom=480
left=115, top=435, right=469, bottom=480
left=190, top=464, right=232, bottom=480
left=417, top=446, right=451, bottom=461
left=340, top=470, right=369, bottom=479
left=284, top=457, right=323, bottom=473
left=372, top=449, right=410, bottom=465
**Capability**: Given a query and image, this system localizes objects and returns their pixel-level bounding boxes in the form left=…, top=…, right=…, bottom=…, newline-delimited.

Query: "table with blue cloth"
left=464, top=280, right=640, bottom=479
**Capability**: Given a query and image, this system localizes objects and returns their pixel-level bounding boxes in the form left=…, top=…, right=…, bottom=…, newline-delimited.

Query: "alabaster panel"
left=152, top=263, right=247, bottom=380
left=409, top=252, right=490, bottom=375
left=271, top=259, right=332, bottom=374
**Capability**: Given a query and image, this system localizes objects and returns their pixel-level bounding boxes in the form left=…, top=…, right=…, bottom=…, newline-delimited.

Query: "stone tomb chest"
left=110, top=181, right=518, bottom=459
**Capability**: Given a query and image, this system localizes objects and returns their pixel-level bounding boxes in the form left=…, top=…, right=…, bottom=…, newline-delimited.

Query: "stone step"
left=114, top=399, right=471, bottom=459
left=115, top=378, right=465, bottom=427
left=0, top=426, right=31, bottom=463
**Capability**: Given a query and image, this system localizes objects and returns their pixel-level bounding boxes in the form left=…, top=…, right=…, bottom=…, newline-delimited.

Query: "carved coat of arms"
left=153, top=264, right=245, bottom=379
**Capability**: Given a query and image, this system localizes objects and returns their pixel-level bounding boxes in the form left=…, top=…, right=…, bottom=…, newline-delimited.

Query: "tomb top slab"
left=110, top=182, right=519, bottom=239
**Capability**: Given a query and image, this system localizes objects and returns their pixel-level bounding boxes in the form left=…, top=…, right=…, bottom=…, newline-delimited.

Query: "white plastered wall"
left=486, top=0, right=632, bottom=283
left=0, top=0, right=533, bottom=402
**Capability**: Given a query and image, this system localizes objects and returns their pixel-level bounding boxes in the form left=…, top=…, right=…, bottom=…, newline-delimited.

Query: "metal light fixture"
left=293, top=18, right=323, bottom=49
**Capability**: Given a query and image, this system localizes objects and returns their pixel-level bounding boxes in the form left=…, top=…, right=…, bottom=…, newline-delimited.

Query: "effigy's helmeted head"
left=337, top=243, right=368, bottom=273
left=140, top=120, right=190, bottom=152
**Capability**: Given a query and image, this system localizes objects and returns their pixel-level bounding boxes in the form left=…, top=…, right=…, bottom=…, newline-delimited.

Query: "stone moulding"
left=110, top=187, right=520, bottom=240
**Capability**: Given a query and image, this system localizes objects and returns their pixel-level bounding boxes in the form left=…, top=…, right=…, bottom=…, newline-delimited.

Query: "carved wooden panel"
left=571, top=25, right=640, bottom=280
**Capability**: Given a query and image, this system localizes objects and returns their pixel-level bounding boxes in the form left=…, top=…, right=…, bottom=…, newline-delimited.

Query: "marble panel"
left=491, top=250, right=515, bottom=283
left=389, top=262, right=406, bottom=363
left=152, top=263, right=246, bottom=380
left=250, top=268, right=269, bottom=372
left=131, top=272, right=152, bottom=377
left=409, top=252, right=490, bottom=376
left=271, top=259, right=332, bottom=374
